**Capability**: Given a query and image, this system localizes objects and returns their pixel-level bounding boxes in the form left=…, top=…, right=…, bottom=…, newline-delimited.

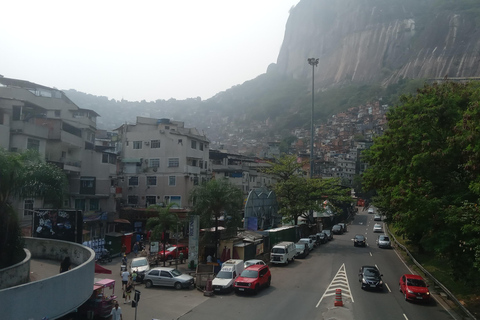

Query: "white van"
left=270, top=241, right=296, bottom=265
left=212, top=259, right=244, bottom=293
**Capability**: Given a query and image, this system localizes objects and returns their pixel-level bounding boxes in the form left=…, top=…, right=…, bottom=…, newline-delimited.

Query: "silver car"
left=144, top=267, right=194, bottom=289
left=376, top=234, right=391, bottom=248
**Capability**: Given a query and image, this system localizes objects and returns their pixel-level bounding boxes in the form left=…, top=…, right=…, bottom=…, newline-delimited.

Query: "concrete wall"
left=0, top=238, right=95, bottom=320
left=0, top=249, right=30, bottom=289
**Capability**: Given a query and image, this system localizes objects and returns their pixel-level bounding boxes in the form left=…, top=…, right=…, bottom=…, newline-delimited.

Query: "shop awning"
left=94, top=263, right=112, bottom=274
left=114, top=219, right=131, bottom=224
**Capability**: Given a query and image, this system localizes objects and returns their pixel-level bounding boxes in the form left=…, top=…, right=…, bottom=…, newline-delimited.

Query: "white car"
left=374, top=214, right=382, bottom=221
left=244, top=259, right=266, bottom=269
left=298, top=238, right=314, bottom=251
left=130, top=257, right=150, bottom=282
left=368, top=208, right=374, bottom=214
left=376, top=234, right=391, bottom=248
left=373, top=223, right=383, bottom=233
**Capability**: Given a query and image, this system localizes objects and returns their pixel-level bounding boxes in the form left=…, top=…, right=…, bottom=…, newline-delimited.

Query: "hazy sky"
left=1, top=0, right=299, bottom=102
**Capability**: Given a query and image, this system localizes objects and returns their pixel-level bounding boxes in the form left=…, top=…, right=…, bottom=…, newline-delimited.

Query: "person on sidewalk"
left=110, top=302, right=123, bottom=320
left=121, top=269, right=130, bottom=290
left=124, top=277, right=134, bottom=304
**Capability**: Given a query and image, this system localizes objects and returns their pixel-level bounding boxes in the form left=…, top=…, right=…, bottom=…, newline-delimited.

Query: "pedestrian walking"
left=133, top=242, right=139, bottom=257
left=124, top=277, right=134, bottom=304
left=59, top=256, right=71, bottom=273
left=110, top=302, right=123, bottom=320
left=121, top=269, right=130, bottom=290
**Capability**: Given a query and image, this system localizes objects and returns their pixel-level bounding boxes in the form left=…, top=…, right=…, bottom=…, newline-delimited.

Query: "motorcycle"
left=98, top=249, right=112, bottom=264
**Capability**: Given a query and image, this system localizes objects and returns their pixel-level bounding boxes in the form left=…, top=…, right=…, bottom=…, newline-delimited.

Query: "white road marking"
left=316, top=263, right=354, bottom=307
left=403, top=314, right=409, bottom=320
left=385, top=283, right=391, bottom=292
left=369, top=252, right=372, bottom=256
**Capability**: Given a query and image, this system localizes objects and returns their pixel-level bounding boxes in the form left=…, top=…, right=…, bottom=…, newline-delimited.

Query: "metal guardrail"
left=385, top=224, right=477, bottom=320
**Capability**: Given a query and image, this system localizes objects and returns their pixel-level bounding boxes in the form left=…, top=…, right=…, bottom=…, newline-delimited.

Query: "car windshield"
left=131, top=259, right=147, bottom=267
left=380, top=236, right=389, bottom=241
left=364, top=268, right=380, bottom=276
left=407, top=278, right=427, bottom=287
left=295, top=244, right=304, bottom=249
left=240, top=269, right=259, bottom=278
left=166, top=247, right=176, bottom=252
left=170, top=269, right=182, bottom=277
left=272, top=248, right=286, bottom=254
left=332, top=226, right=341, bottom=230
left=356, top=235, right=365, bottom=240
left=324, top=230, right=331, bottom=234
left=216, top=271, right=233, bottom=279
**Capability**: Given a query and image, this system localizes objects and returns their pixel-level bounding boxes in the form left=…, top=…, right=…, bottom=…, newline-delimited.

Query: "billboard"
left=33, top=209, right=83, bottom=243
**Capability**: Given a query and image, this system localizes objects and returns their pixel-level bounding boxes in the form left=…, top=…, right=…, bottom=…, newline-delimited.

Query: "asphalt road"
left=31, top=209, right=460, bottom=320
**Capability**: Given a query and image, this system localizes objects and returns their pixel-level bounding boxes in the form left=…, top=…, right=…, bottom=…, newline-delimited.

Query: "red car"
left=234, top=264, right=271, bottom=295
left=158, top=245, right=188, bottom=261
left=399, top=274, right=430, bottom=301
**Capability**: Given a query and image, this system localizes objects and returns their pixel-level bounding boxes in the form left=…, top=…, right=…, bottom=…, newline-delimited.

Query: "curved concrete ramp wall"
left=0, top=238, right=95, bottom=320
left=0, top=248, right=30, bottom=289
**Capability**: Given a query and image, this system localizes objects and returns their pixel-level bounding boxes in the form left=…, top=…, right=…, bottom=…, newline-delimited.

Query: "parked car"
left=373, top=223, right=383, bottom=233
left=332, top=225, right=343, bottom=235
left=158, top=244, right=189, bottom=261
left=354, top=234, right=366, bottom=247
left=234, top=264, right=271, bottom=295
left=309, top=234, right=320, bottom=246
left=212, top=259, right=244, bottom=293
left=298, top=238, right=315, bottom=251
left=144, top=267, right=194, bottom=289
left=368, top=208, right=374, bottom=214
left=376, top=234, right=391, bottom=248
left=399, top=274, right=430, bottom=302
left=270, top=241, right=296, bottom=265
left=322, top=229, right=333, bottom=241
left=337, top=223, right=347, bottom=232
left=295, top=243, right=308, bottom=259
left=130, top=257, right=150, bottom=282
left=359, top=265, right=383, bottom=290
left=374, top=214, right=382, bottom=221
left=244, top=259, right=266, bottom=269
left=316, top=232, right=328, bottom=244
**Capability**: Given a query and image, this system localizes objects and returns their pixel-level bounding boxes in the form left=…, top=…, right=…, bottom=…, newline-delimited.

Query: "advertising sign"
left=33, top=209, right=83, bottom=243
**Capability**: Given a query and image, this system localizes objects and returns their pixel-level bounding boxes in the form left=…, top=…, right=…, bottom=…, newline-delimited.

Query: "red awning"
left=114, top=219, right=131, bottom=224
left=95, top=263, right=112, bottom=274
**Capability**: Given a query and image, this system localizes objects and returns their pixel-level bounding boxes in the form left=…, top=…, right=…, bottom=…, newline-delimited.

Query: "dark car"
left=354, top=234, right=366, bottom=247
left=234, top=264, right=271, bottom=295
left=338, top=223, right=347, bottom=232
left=322, top=229, right=333, bottom=241
left=399, top=274, right=430, bottom=302
left=332, top=225, right=343, bottom=235
left=316, top=232, right=328, bottom=244
left=295, top=243, right=309, bottom=259
left=359, top=265, right=383, bottom=290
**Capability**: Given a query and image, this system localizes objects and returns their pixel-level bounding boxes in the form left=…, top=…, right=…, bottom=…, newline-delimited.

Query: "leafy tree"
left=189, top=179, right=244, bottom=259
left=145, top=203, right=182, bottom=266
left=263, top=155, right=351, bottom=225
left=362, top=81, right=480, bottom=284
left=0, top=149, right=68, bottom=268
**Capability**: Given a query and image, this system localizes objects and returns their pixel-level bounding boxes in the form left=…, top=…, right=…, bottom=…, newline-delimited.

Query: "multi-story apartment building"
left=115, top=117, right=210, bottom=209
left=0, top=77, right=116, bottom=230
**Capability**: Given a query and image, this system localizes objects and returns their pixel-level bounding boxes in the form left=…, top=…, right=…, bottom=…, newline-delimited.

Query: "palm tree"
left=145, top=203, right=182, bottom=266
left=189, top=178, right=244, bottom=260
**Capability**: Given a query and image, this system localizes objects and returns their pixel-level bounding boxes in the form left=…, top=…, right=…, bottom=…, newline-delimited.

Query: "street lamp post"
left=307, top=58, right=319, bottom=178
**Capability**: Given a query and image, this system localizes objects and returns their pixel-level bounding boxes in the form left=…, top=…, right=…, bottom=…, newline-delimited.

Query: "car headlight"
left=407, top=289, right=413, bottom=293
left=362, top=279, right=367, bottom=283
left=379, top=281, right=383, bottom=285
left=426, top=292, right=430, bottom=295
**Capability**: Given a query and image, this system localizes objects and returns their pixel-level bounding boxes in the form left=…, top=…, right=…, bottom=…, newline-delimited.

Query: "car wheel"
left=405, top=293, right=408, bottom=301
left=266, top=278, right=271, bottom=288
left=285, top=259, right=289, bottom=265
left=254, top=284, right=260, bottom=295
left=399, top=284, right=402, bottom=292
left=174, top=282, right=183, bottom=290
left=167, top=255, right=173, bottom=260
left=145, top=280, right=153, bottom=288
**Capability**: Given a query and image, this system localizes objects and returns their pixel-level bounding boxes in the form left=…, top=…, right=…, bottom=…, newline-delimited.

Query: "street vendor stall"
left=79, top=278, right=117, bottom=319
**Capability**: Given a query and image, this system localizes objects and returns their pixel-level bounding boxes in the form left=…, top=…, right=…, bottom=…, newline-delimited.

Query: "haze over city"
left=1, top=0, right=299, bottom=102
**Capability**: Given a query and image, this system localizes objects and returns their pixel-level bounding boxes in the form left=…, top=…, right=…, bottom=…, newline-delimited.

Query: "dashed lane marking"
left=316, top=263, right=354, bottom=307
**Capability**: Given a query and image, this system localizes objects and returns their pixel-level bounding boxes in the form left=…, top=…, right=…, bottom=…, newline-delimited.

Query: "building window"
left=164, top=195, right=181, bottom=207
left=151, top=140, right=161, bottom=148
left=191, top=140, right=197, bottom=149
left=133, top=141, right=142, bottom=149
left=146, top=176, right=157, bottom=186
left=54, top=110, right=61, bottom=117
left=149, top=158, right=160, bottom=168
left=146, top=196, right=156, bottom=207
left=89, top=199, right=99, bottom=211
left=169, top=176, right=176, bottom=186
left=75, top=199, right=86, bottom=211
left=192, top=159, right=197, bottom=166
left=80, top=177, right=96, bottom=195
left=200, top=143, right=204, bottom=151
left=102, top=153, right=116, bottom=164
left=128, top=196, right=138, bottom=205
left=24, top=199, right=34, bottom=217
left=168, top=158, right=179, bottom=167
left=193, top=176, right=199, bottom=185
left=178, top=139, right=183, bottom=145
left=27, top=138, right=40, bottom=152
left=129, top=176, right=139, bottom=186
left=199, top=160, right=203, bottom=168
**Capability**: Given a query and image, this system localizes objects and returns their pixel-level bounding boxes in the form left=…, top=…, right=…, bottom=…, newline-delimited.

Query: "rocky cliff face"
left=277, top=0, right=480, bottom=87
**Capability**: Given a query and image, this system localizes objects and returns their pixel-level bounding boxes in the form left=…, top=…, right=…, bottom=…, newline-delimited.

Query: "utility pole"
left=307, top=58, right=319, bottom=178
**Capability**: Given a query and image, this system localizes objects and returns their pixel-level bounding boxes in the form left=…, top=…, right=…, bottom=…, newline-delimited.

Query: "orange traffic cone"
left=334, top=288, right=343, bottom=306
